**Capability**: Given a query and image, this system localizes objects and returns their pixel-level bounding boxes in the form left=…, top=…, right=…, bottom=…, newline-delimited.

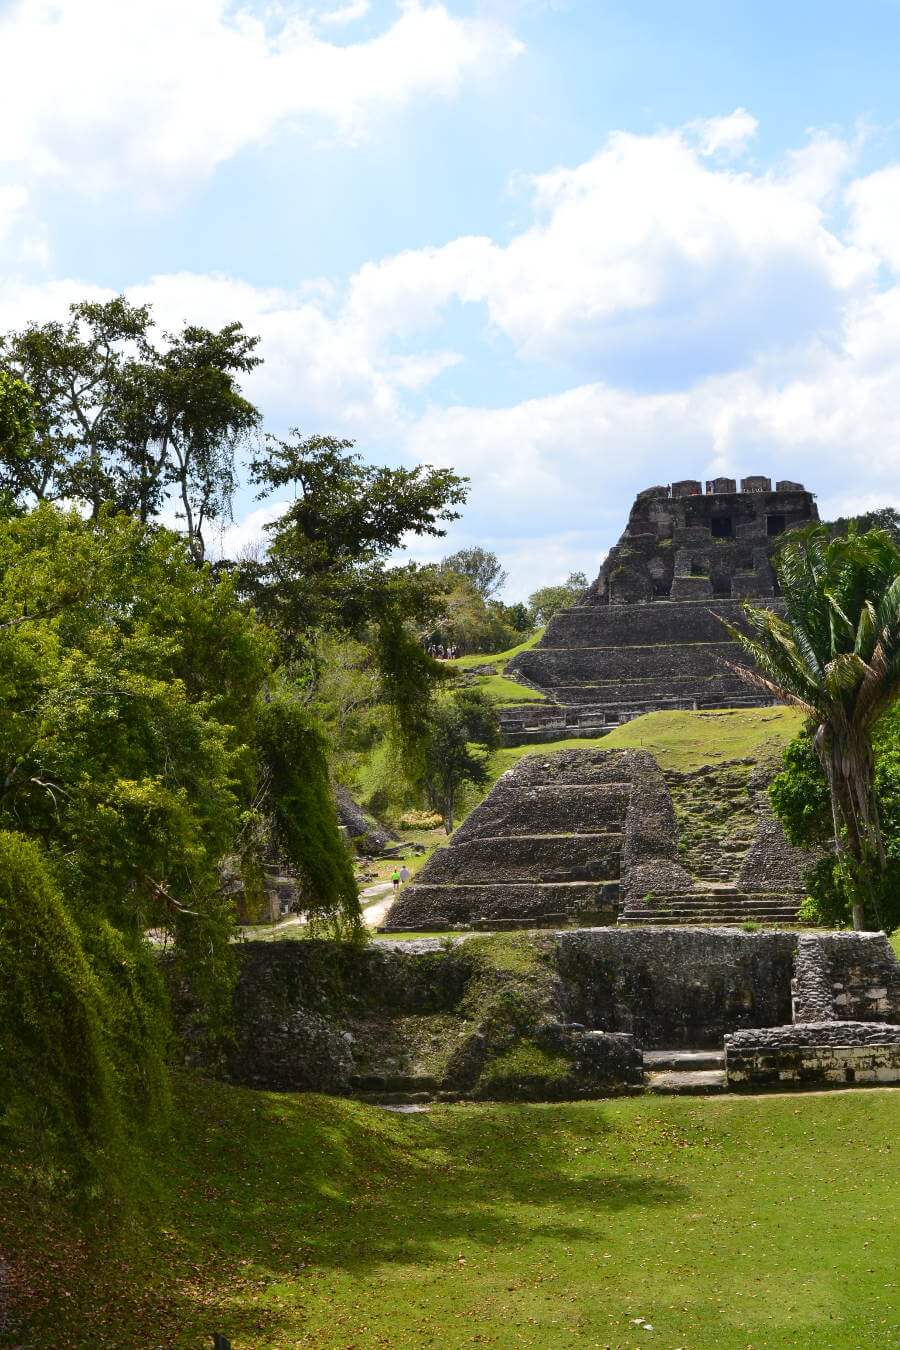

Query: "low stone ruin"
left=193, top=928, right=900, bottom=1101
left=502, top=476, right=819, bottom=741
left=385, top=746, right=808, bottom=930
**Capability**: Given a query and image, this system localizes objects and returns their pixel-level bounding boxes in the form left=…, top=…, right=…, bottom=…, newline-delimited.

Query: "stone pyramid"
left=502, top=475, right=818, bottom=742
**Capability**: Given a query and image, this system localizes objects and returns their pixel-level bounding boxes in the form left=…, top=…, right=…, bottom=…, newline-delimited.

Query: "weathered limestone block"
left=558, top=928, right=798, bottom=1048
left=725, top=1020, right=900, bottom=1087
left=620, top=751, right=693, bottom=899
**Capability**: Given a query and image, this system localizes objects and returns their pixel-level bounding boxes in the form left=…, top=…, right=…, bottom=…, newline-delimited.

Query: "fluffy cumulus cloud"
left=0, top=0, right=520, bottom=197
left=342, top=116, right=871, bottom=386
left=7, top=104, right=900, bottom=596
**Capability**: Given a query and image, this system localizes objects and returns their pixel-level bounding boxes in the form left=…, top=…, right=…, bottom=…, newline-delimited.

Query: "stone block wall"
left=172, top=928, right=900, bottom=1101
left=725, top=1022, right=900, bottom=1087
left=557, top=928, right=797, bottom=1048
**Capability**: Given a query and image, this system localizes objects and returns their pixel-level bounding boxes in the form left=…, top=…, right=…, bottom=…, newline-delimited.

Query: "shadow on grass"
left=2, top=1072, right=687, bottom=1347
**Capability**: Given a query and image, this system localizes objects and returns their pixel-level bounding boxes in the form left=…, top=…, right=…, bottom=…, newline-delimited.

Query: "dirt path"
left=361, top=881, right=398, bottom=928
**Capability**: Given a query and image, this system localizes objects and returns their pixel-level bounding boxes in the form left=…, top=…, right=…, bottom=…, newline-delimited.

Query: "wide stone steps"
left=421, top=833, right=623, bottom=885
left=644, top=1048, right=727, bottom=1094
left=620, top=891, right=802, bottom=926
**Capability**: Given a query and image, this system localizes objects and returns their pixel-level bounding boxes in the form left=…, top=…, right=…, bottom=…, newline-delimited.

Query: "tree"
left=0, top=371, right=35, bottom=509
left=423, top=687, right=501, bottom=834
left=0, top=298, right=261, bottom=558
left=769, top=711, right=900, bottom=932
left=256, top=696, right=360, bottom=933
left=826, top=506, right=900, bottom=546
left=0, top=505, right=364, bottom=1196
left=244, top=431, right=467, bottom=637
left=724, top=524, right=900, bottom=929
left=528, top=571, right=587, bottom=625
left=429, top=571, right=521, bottom=655
left=440, top=546, right=507, bottom=600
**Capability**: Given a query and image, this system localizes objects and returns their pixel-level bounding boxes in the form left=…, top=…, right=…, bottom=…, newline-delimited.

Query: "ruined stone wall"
left=725, top=1023, right=900, bottom=1087
left=585, top=480, right=818, bottom=607
left=724, top=931, right=900, bottom=1087
left=175, top=928, right=900, bottom=1099
left=557, top=928, right=797, bottom=1047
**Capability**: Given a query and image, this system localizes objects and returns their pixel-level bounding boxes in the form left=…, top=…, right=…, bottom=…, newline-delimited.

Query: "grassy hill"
left=467, top=706, right=804, bottom=814
left=448, top=630, right=547, bottom=703
left=4, top=1071, right=898, bottom=1347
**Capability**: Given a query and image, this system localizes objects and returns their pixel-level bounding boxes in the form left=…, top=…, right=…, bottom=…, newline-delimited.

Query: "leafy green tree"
left=528, top=571, right=587, bottom=625
left=0, top=506, right=276, bottom=1191
left=826, top=506, right=900, bottom=546
left=430, top=571, right=520, bottom=654
left=769, top=710, right=900, bottom=932
left=502, top=600, right=533, bottom=633
left=0, top=297, right=260, bottom=557
left=424, top=687, right=501, bottom=833
left=256, top=696, right=360, bottom=933
left=244, top=431, right=467, bottom=637
left=440, top=546, right=507, bottom=600
left=726, top=524, right=900, bottom=929
left=0, top=370, right=35, bottom=510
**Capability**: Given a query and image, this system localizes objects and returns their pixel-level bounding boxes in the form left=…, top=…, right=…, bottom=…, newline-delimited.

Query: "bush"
left=398, top=809, right=443, bottom=830
left=0, top=833, right=133, bottom=1197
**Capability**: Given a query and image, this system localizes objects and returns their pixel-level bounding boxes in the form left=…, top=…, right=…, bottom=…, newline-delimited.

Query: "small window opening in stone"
left=766, top=513, right=786, bottom=537
left=711, top=515, right=733, bottom=538
left=690, top=559, right=707, bottom=576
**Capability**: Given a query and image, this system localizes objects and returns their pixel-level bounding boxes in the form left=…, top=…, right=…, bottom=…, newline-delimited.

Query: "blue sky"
left=3, top=1, right=900, bottom=597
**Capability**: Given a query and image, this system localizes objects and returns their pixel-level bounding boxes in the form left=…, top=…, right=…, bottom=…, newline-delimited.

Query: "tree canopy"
left=528, top=571, right=587, bottom=625
left=0, top=297, right=261, bottom=558
left=726, top=523, right=900, bottom=928
left=440, top=546, right=508, bottom=600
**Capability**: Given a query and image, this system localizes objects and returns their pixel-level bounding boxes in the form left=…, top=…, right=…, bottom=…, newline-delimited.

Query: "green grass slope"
left=477, top=706, right=804, bottom=799
left=4, top=1073, right=898, bottom=1347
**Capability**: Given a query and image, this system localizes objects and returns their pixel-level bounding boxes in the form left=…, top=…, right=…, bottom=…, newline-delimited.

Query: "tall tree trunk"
left=817, top=724, right=880, bottom=930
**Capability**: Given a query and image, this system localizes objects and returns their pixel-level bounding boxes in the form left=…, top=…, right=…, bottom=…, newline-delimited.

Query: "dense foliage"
left=727, top=524, right=900, bottom=928
left=0, top=505, right=360, bottom=1190
left=770, top=708, right=900, bottom=931
left=528, top=571, right=587, bottom=625
left=256, top=697, right=359, bottom=933
left=424, top=687, right=501, bottom=833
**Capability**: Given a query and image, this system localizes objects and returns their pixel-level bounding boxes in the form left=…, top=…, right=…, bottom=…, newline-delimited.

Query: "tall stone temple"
left=502, top=475, right=818, bottom=743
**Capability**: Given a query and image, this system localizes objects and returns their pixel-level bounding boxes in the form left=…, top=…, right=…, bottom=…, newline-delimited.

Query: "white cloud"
left=847, top=164, right=900, bottom=272
left=319, top=0, right=371, bottom=25
left=692, top=107, right=759, bottom=157
left=0, top=185, right=28, bottom=242
left=338, top=121, right=870, bottom=384
left=0, top=0, right=521, bottom=199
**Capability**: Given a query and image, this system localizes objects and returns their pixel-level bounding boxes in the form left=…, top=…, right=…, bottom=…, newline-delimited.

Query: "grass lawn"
left=474, top=707, right=805, bottom=802
left=449, top=630, right=545, bottom=672
left=4, top=1075, right=898, bottom=1348
left=471, top=672, right=546, bottom=704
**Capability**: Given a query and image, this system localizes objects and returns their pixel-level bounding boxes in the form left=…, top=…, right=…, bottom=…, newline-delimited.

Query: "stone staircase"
left=385, top=750, right=633, bottom=930
left=503, top=599, right=782, bottom=743
left=643, top=1048, right=727, bottom=1094
left=619, top=890, right=803, bottom=926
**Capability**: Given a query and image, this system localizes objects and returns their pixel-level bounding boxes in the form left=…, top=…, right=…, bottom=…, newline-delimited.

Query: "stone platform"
left=384, top=746, right=808, bottom=931
left=502, top=476, right=819, bottom=739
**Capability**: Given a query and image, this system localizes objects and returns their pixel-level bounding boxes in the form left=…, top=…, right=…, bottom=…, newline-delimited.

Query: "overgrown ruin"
left=203, top=929, right=900, bottom=1100
left=502, top=475, right=818, bottom=742
left=387, top=746, right=810, bottom=930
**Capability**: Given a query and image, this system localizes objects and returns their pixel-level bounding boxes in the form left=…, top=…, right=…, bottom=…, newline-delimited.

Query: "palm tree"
left=721, top=524, right=900, bottom=929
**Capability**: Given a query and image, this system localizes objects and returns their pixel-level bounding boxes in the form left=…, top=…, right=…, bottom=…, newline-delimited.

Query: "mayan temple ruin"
left=502, top=475, right=819, bottom=743
left=389, top=476, right=822, bottom=933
